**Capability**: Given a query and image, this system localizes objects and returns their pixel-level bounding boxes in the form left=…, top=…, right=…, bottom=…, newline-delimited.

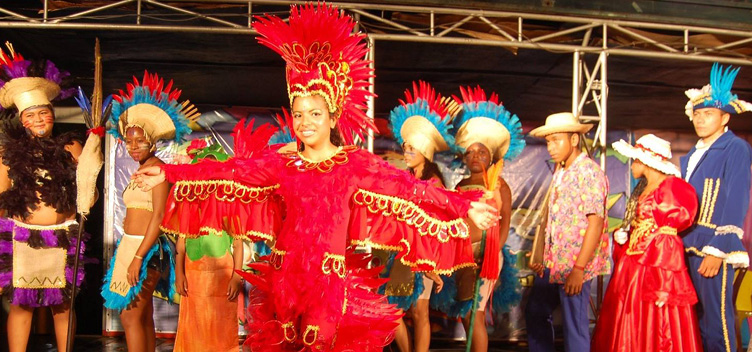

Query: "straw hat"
left=612, top=134, right=680, bottom=177
left=452, top=86, right=525, bottom=162
left=529, top=112, right=593, bottom=138
left=0, top=77, right=60, bottom=113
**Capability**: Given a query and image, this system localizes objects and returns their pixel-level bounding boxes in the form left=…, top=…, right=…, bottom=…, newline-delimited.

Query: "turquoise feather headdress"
left=685, top=63, right=751, bottom=119
left=109, top=71, right=199, bottom=143
left=269, top=107, right=296, bottom=146
left=452, top=86, right=525, bottom=161
left=389, top=81, right=459, bottom=162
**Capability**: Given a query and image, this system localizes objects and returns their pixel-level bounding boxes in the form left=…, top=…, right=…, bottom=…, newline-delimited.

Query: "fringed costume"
left=101, top=71, right=198, bottom=311
left=157, top=4, right=480, bottom=351
left=0, top=42, right=86, bottom=308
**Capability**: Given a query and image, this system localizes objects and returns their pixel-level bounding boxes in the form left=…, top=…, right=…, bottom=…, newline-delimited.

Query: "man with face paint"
left=0, top=43, right=86, bottom=352
left=680, top=63, right=752, bottom=352
left=526, top=112, right=610, bottom=352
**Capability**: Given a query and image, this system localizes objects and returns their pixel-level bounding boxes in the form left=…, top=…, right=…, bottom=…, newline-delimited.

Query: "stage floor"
left=24, top=335, right=535, bottom=351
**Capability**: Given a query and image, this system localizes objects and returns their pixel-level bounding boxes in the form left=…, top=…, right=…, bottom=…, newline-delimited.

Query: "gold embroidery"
left=302, top=325, right=320, bottom=346
left=698, top=178, right=720, bottom=229
left=721, top=262, right=731, bottom=352
left=172, top=180, right=278, bottom=204
left=270, top=246, right=286, bottom=270
left=353, top=189, right=469, bottom=243
left=321, top=252, right=346, bottom=278
left=281, top=321, right=296, bottom=342
left=282, top=145, right=356, bottom=173
left=159, top=225, right=274, bottom=241
left=350, top=239, right=402, bottom=252
left=342, top=287, right=348, bottom=315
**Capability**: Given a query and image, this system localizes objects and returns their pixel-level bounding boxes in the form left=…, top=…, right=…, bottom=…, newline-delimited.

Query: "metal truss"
left=0, top=0, right=750, bottom=64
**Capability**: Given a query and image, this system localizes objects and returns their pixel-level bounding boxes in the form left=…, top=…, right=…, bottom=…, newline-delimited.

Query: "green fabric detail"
left=185, top=231, right=233, bottom=261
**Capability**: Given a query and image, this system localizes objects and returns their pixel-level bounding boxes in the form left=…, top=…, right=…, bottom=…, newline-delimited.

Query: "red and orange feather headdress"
left=253, top=3, right=376, bottom=145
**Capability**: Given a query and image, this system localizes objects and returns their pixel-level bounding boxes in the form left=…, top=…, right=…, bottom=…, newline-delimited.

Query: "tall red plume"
left=453, top=85, right=501, bottom=106
left=232, top=118, right=278, bottom=158
left=399, top=80, right=457, bottom=120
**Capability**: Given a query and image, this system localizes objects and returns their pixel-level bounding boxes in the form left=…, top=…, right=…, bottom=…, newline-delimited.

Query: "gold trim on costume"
left=270, top=246, right=286, bottom=270
left=302, top=325, right=320, bottom=346
left=159, top=225, right=274, bottom=241
left=282, top=145, right=356, bottom=173
left=172, top=180, right=279, bottom=204
left=352, top=189, right=469, bottom=243
left=281, top=321, right=296, bottom=342
left=721, top=261, right=731, bottom=352
left=697, top=178, right=720, bottom=229
left=321, top=252, right=346, bottom=279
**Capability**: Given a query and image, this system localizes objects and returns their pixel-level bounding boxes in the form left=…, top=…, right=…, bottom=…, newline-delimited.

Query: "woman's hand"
left=425, top=272, right=444, bottom=293
left=126, top=258, right=143, bottom=287
left=132, top=166, right=166, bottom=191
left=467, top=201, right=499, bottom=230
left=613, top=228, right=628, bottom=245
left=655, top=291, right=668, bottom=308
left=176, top=272, right=188, bottom=297
left=227, top=273, right=243, bottom=301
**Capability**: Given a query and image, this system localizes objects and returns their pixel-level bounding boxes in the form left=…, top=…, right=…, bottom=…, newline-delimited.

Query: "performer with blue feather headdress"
left=380, top=80, right=458, bottom=352
left=681, top=63, right=752, bottom=352
left=431, top=85, right=524, bottom=352
left=102, top=70, right=198, bottom=351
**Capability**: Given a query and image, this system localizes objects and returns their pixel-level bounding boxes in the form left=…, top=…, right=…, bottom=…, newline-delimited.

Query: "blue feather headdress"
left=388, top=81, right=459, bottom=162
left=685, top=63, right=751, bottom=119
left=109, top=71, right=199, bottom=143
left=452, top=86, right=525, bottom=161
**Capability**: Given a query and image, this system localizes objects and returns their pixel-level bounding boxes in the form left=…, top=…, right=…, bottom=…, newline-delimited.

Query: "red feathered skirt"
left=239, top=248, right=400, bottom=352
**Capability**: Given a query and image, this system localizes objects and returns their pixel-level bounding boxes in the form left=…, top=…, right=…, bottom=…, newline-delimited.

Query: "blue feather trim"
left=492, top=246, right=522, bottom=313
left=378, top=252, right=425, bottom=310
left=101, top=236, right=177, bottom=311
left=453, top=101, right=525, bottom=161
left=389, top=98, right=455, bottom=150
left=429, top=273, right=478, bottom=318
left=254, top=241, right=271, bottom=257
left=108, top=86, right=192, bottom=142
left=269, top=127, right=295, bottom=145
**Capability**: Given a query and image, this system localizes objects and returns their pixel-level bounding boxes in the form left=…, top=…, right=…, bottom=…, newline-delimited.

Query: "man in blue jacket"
left=681, top=63, right=752, bottom=352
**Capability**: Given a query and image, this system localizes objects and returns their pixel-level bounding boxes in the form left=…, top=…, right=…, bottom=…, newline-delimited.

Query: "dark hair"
left=568, top=132, right=592, bottom=158
left=411, top=160, right=444, bottom=182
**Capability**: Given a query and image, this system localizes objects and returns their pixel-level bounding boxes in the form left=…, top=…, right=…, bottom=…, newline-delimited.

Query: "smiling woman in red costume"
left=133, top=3, right=498, bottom=351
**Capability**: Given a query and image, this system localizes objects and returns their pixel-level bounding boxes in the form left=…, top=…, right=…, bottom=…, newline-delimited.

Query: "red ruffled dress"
left=592, top=176, right=702, bottom=352
left=159, top=146, right=478, bottom=351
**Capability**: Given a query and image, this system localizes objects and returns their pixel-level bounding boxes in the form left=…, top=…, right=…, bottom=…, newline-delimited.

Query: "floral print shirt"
left=544, top=152, right=611, bottom=284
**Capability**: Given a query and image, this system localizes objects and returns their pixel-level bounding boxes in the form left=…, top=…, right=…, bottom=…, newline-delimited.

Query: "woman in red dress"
left=592, top=134, right=702, bottom=352
left=133, top=3, right=498, bottom=351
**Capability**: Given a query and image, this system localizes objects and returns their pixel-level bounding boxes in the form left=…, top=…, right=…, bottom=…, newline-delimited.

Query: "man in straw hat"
left=0, top=43, right=87, bottom=352
left=681, top=63, right=752, bottom=352
left=525, top=112, right=610, bottom=352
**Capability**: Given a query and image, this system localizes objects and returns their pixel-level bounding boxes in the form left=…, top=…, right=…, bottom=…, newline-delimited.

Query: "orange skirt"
left=174, top=251, right=239, bottom=352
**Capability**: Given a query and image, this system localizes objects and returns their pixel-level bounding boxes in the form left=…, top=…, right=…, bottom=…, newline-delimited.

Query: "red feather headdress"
left=253, top=3, right=376, bottom=145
